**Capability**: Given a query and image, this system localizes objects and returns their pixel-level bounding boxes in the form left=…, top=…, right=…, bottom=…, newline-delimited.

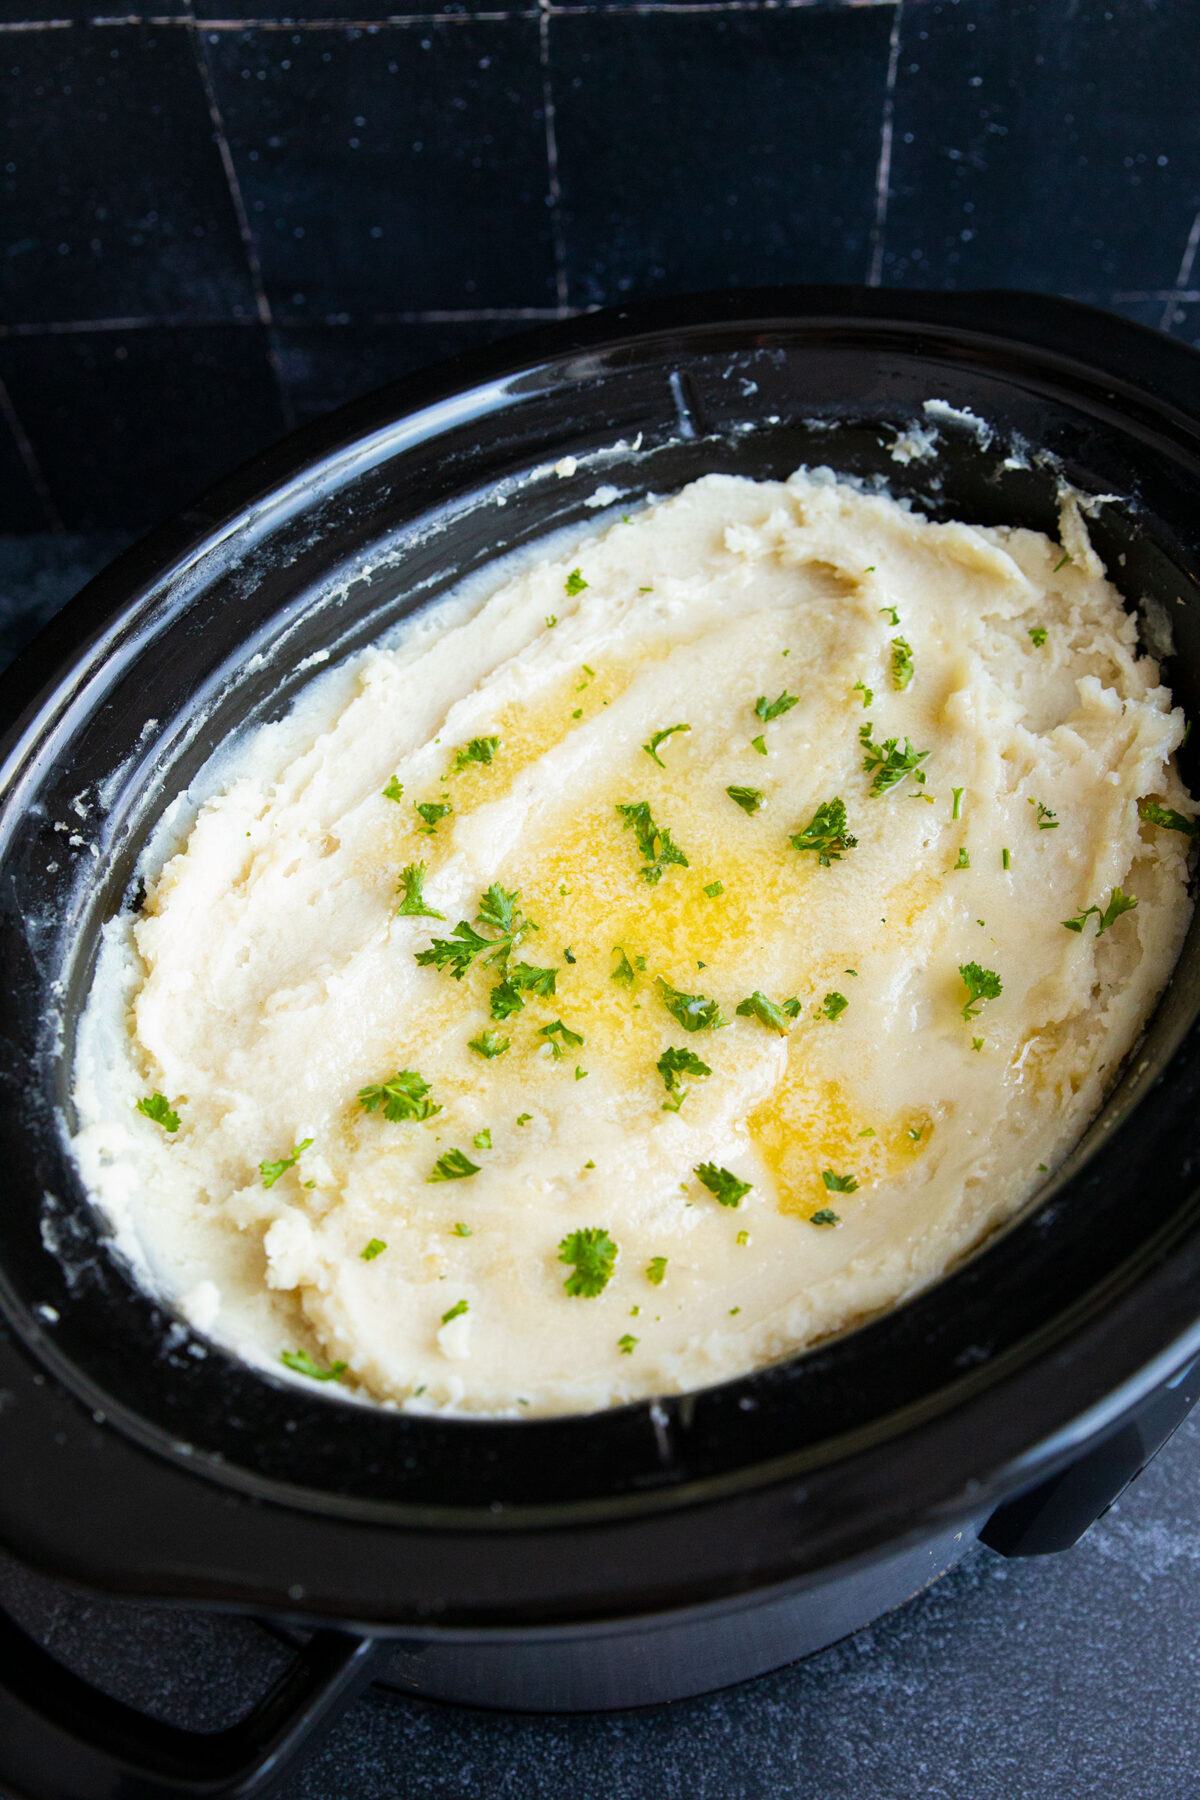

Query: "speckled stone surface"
left=3, top=535, right=1200, bottom=1798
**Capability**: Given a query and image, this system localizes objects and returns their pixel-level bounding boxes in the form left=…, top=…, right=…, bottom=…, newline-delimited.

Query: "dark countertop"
left=3, top=533, right=1200, bottom=1797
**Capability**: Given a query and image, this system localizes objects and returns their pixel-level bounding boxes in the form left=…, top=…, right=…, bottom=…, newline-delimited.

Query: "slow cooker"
left=3, top=287, right=1200, bottom=1799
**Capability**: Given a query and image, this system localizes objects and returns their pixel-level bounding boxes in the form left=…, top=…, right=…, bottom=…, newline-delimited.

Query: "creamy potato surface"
left=73, top=470, right=1195, bottom=1414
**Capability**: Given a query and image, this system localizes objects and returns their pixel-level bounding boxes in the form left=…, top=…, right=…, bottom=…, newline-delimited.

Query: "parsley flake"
left=810, top=1208, right=840, bottom=1226
left=822, top=1169, right=859, bottom=1194
left=853, top=680, right=873, bottom=708
left=1053, top=551, right=1071, bottom=573
left=617, top=800, right=690, bottom=884
left=565, top=569, right=588, bottom=596
left=657, top=977, right=727, bottom=1033
left=450, top=735, right=500, bottom=774
left=646, top=1256, right=668, bottom=1286
left=751, top=734, right=768, bottom=755
left=361, top=1238, right=387, bottom=1261
left=860, top=723, right=930, bottom=796
left=657, top=1045, right=712, bottom=1112
left=952, top=787, right=965, bottom=821
left=452, top=1222, right=472, bottom=1237
left=755, top=690, right=799, bottom=724
left=137, top=1092, right=180, bottom=1133
left=1002, top=847, right=1012, bottom=870
left=1138, top=798, right=1197, bottom=836
left=359, top=1069, right=442, bottom=1123
left=959, top=961, right=1002, bottom=1020
left=428, top=1148, right=481, bottom=1183
left=415, top=800, right=452, bottom=833
left=880, top=606, right=900, bottom=626
left=469, top=1029, right=510, bottom=1059
left=695, top=1163, right=752, bottom=1208
left=704, top=880, right=724, bottom=898
left=1028, top=626, right=1048, bottom=647
left=816, top=991, right=848, bottom=1022
left=281, top=1349, right=346, bottom=1382
left=516, top=1113, right=532, bottom=1127
left=260, top=1138, right=313, bottom=1189
left=791, top=796, right=857, bottom=866
left=441, top=1299, right=469, bottom=1325
left=559, top=1227, right=618, bottom=1297
left=396, top=861, right=445, bottom=919
left=726, top=785, right=765, bottom=815
left=891, top=636, right=914, bottom=691
left=643, top=722, right=691, bottom=767
left=1030, top=799, right=1059, bottom=830
left=545, top=615, right=558, bottom=628
left=416, top=883, right=535, bottom=980
left=1063, top=888, right=1138, bottom=936
left=736, top=991, right=794, bottom=1034
left=618, top=1333, right=638, bottom=1355
left=490, top=961, right=557, bottom=1020
left=954, top=847, right=970, bottom=870
left=382, top=774, right=404, bottom=803
left=539, top=1018, right=584, bottom=1060
left=611, top=945, right=640, bottom=986
left=472, top=1128, right=492, bottom=1150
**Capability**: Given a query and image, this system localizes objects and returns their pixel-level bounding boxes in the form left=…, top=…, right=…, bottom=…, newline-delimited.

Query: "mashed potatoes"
left=73, top=469, right=1195, bottom=1416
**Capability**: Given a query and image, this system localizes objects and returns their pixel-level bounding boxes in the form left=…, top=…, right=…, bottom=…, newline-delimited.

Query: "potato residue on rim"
left=71, top=467, right=1195, bottom=1417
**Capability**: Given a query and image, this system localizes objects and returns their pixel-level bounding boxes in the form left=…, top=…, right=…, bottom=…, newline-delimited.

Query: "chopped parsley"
left=396, top=861, right=445, bottom=919
left=618, top=1333, right=639, bottom=1355
left=822, top=1169, right=859, bottom=1194
left=736, top=1229, right=750, bottom=1245
left=809, top=1209, right=840, bottom=1226
left=450, top=735, right=500, bottom=774
left=754, top=691, right=799, bottom=724
left=695, top=1163, right=752, bottom=1208
left=416, top=883, right=535, bottom=980
left=657, top=977, right=727, bottom=1033
left=441, top=1299, right=469, bottom=1325
left=643, top=722, right=690, bottom=767
left=611, top=945, right=642, bottom=986
left=616, top=800, right=690, bottom=884
left=1138, top=798, right=1197, bottom=836
left=959, top=961, right=1002, bottom=1020
left=415, top=800, right=452, bottom=833
left=954, top=847, right=970, bottom=870
left=469, top=1029, right=510, bottom=1059
left=559, top=1227, right=618, bottom=1297
left=952, top=787, right=965, bottom=821
left=564, top=946, right=577, bottom=963
left=880, top=605, right=900, bottom=626
left=646, top=1256, right=668, bottom=1286
left=860, top=723, right=930, bottom=796
left=281, top=1349, right=347, bottom=1382
left=575, top=1066, right=587, bottom=1081
left=516, top=1113, right=532, bottom=1127
left=1002, top=847, right=1012, bottom=870
left=260, top=1138, right=313, bottom=1189
left=1030, top=799, right=1059, bottom=830
left=891, top=636, right=914, bottom=691
left=382, top=774, right=404, bottom=803
left=361, top=1238, right=387, bottom=1261
left=1063, top=887, right=1138, bottom=936
left=704, top=880, right=724, bottom=898
left=726, top=784, right=765, bottom=815
left=972, top=1037, right=984, bottom=1052
left=1052, top=551, right=1071, bottom=573
left=137, top=1092, right=180, bottom=1133
left=790, top=796, right=857, bottom=865
left=736, top=991, right=794, bottom=1034
left=545, top=615, right=557, bottom=628
left=1028, top=626, right=1048, bottom=647
left=359, top=1069, right=442, bottom=1123
left=565, top=568, right=588, bottom=596
left=428, top=1148, right=481, bottom=1182
left=490, top=961, right=557, bottom=1019
left=472, top=1128, right=492, bottom=1150
left=539, top=1018, right=584, bottom=1060
left=452, top=1222, right=472, bottom=1237
left=853, top=680, right=873, bottom=708
left=816, top=991, right=848, bottom=1022
left=751, top=735, right=768, bottom=755
left=657, top=1045, right=712, bottom=1111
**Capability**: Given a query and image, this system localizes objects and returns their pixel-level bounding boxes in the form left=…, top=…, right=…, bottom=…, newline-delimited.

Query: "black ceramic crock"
left=4, top=287, right=1200, bottom=1798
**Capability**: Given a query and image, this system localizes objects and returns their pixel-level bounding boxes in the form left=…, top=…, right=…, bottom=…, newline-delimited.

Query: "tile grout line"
left=865, top=0, right=901, bottom=288
left=538, top=0, right=571, bottom=317
left=0, top=375, right=64, bottom=533
left=182, top=2, right=298, bottom=431
left=1159, top=211, right=1200, bottom=335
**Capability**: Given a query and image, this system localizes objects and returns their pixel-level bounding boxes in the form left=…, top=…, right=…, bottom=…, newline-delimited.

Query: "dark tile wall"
left=1, top=0, right=1199, bottom=532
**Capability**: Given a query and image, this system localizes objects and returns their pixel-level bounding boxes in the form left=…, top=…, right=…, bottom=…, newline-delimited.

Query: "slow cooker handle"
left=0, top=1604, right=386, bottom=1799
